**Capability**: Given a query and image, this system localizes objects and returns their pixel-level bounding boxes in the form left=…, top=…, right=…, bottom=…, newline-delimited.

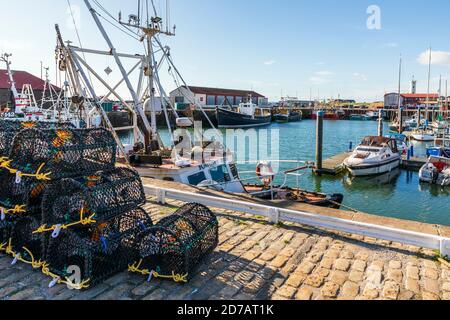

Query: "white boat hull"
left=345, top=158, right=401, bottom=177
left=411, top=134, right=434, bottom=142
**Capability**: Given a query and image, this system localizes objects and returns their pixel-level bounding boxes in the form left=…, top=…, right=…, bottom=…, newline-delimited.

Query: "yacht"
left=344, top=136, right=401, bottom=176
left=216, top=101, right=272, bottom=128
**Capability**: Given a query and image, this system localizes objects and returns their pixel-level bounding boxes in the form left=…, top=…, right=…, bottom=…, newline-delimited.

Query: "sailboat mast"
left=426, top=47, right=431, bottom=124
left=397, top=55, right=402, bottom=134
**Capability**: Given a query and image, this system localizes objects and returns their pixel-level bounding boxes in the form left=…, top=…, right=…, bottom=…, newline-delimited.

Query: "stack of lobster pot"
left=39, top=167, right=152, bottom=288
left=0, top=126, right=117, bottom=265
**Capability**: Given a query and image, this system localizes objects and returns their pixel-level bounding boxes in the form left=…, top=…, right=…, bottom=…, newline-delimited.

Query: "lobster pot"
left=0, top=171, right=46, bottom=218
left=0, top=120, right=74, bottom=157
left=44, top=207, right=153, bottom=288
left=42, top=168, right=146, bottom=228
left=8, top=127, right=116, bottom=180
left=135, top=203, right=218, bottom=280
left=9, top=216, right=43, bottom=261
left=0, top=220, right=13, bottom=245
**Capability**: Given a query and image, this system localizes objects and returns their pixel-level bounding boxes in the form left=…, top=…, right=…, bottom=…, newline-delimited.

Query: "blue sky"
left=1, top=0, right=450, bottom=102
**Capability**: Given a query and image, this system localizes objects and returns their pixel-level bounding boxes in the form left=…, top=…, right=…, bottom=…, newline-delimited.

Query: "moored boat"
left=410, top=128, right=435, bottom=142
left=344, top=136, right=401, bottom=176
left=419, top=155, right=450, bottom=186
left=216, top=102, right=272, bottom=128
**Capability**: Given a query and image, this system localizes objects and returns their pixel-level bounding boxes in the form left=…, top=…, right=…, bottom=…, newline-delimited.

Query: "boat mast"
left=426, top=47, right=432, bottom=125
left=397, top=55, right=402, bottom=134
left=83, top=0, right=154, bottom=148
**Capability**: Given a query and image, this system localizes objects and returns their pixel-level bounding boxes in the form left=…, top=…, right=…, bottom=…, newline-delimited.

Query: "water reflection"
left=342, top=169, right=401, bottom=196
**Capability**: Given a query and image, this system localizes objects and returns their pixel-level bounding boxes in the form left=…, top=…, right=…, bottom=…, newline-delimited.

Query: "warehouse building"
left=169, top=86, right=268, bottom=109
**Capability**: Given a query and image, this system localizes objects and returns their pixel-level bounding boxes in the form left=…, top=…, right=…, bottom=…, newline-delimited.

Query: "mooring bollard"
left=407, top=148, right=411, bottom=160
left=348, top=141, right=353, bottom=152
left=315, top=111, right=324, bottom=172
left=410, top=145, right=414, bottom=158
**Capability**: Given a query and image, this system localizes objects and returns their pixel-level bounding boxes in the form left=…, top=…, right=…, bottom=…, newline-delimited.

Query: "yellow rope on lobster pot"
left=128, top=259, right=188, bottom=284
left=0, top=157, right=52, bottom=182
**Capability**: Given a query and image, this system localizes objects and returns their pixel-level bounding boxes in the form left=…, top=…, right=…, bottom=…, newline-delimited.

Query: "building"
left=169, top=86, right=268, bottom=109
left=0, top=69, right=59, bottom=109
left=384, top=93, right=439, bottom=109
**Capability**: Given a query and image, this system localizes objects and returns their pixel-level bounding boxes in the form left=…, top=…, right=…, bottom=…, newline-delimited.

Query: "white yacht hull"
left=345, top=157, right=401, bottom=177
left=411, top=134, right=434, bottom=142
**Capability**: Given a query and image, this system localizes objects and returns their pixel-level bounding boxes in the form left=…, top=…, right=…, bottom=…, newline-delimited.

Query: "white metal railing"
left=143, top=184, right=450, bottom=256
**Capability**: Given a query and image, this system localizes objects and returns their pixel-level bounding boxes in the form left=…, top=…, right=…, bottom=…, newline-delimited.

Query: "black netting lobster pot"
left=41, top=167, right=146, bottom=230
left=7, top=127, right=116, bottom=180
left=0, top=220, right=13, bottom=245
left=9, top=216, right=43, bottom=261
left=0, top=120, right=75, bottom=157
left=0, top=171, right=47, bottom=219
left=134, top=203, right=218, bottom=281
left=44, top=207, right=153, bottom=288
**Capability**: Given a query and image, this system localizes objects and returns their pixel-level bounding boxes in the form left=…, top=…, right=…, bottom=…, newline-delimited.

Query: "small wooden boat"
left=244, top=184, right=344, bottom=209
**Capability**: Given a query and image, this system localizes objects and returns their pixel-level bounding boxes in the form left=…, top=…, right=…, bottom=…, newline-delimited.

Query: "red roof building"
left=0, top=69, right=50, bottom=90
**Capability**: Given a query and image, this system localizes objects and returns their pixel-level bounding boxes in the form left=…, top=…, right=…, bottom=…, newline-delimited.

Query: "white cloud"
left=264, top=60, right=276, bottom=66
left=417, top=49, right=450, bottom=67
left=353, top=72, right=368, bottom=81
left=309, top=70, right=335, bottom=84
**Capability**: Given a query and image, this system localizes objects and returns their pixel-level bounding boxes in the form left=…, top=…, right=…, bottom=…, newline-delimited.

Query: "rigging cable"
left=67, top=0, right=94, bottom=89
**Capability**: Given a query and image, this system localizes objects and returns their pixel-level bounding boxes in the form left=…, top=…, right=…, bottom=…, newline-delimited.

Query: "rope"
left=1, top=205, right=27, bottom=220
left=33, top=208, right=96, bottom=235
left=0, top=158, right=52, bottom=182
left=0, top=239, right=90, bottom=290
left=128, top=259, right=188, bottom=283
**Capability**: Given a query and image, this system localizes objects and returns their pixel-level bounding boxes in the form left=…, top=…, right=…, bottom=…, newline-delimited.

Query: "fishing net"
left=41, top=168, right=146, bottom=232
left=7, top=127, right=116, bottom=180
left=44, top=207, right=153, bottom=288
left=0, top=120, right=75, bottom=157
left=133, top=203, right=218, bottom=281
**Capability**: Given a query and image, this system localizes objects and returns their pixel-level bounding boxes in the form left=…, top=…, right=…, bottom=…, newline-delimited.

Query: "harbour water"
left=121, top=120, right=450, bottom=226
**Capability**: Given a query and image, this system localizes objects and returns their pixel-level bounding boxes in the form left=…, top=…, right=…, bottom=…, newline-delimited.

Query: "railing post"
left=268, top=207, right=280, bottom=224
left=440, top=238, right=450, bottom=258
left=156, top=188, right=166, bottom=205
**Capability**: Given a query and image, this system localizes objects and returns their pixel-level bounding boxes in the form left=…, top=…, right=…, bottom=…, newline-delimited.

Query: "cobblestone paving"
left=0, top=197, right=449, bottom=300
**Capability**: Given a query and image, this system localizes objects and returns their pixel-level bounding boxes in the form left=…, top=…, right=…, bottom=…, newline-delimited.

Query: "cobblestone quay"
left=0, top=181, right=449, bottom=300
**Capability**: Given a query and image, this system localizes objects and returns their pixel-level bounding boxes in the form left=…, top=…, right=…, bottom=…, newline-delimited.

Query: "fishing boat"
left=216, top=101, right=272, bottom=128
left=344, top=136, right=401, bottom=176
left=0, top=53, right=86, bottom=128
left=273, top=110, right=302, bottom=123
left=349, top=114, right=369, bottom=121
left=419, top=156, right=450, bottom=186
left=228, top=161, right=343, bottom=208
left=57, top=1, right=343, bottom=209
